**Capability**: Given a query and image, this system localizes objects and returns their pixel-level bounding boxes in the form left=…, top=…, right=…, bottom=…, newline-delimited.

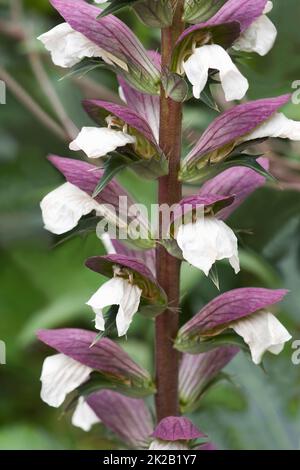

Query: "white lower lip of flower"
left=72, top=396, right=100, bottom=432
left=183, top=44, right=249, bottom=101
left=176, top=216, right=240, bottom=276
left=40, top=354, right=92, bottom=407
left=86, top=276, right=142, bottom=337
left=149, top=439, right=189, bottom=450
left=233, top=10, right=277, bottom=56
left=40, top=182, right=100, bottom=235
left=38, top=22, right=128, bottom=71
left=69, top=127, right=136, bottom=159
left=230, top=311, right=292, bottom=364
left=244, top=113, right=300, bottom=142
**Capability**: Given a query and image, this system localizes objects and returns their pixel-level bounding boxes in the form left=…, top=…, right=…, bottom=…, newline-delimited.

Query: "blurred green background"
left=1, top=0, right=300, bottom=450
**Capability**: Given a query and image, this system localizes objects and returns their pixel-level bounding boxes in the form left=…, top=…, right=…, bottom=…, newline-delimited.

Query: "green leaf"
left=194, top=354, right=300, bottom=449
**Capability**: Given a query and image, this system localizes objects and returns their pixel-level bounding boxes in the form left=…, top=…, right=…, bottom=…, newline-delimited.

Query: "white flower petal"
left=176, top=216, right=240, bottom=276
left=40, top=354, right=92, bottom=407
left=233, top=14, right=277, bottom=56
left=264, top=1, right=274, bottom=15
left=183, top=44, right=249, bottom=101
left=245, top=113, right=300, bottom=142
left=72, top=396, right=100, bottom=432
left=86, top=277, right=125, bottom=331
left=40, top=182, right=99, bottom=235
left=86, top=277, right=142, bottom=336
left=93, top=308, right=106, bottom=331
left=69, top=127, right=136, bottom=159
left=86, top=277, right=125, bottom=313
left=116, top=283, right=142, bottom=337
left=231, top=311, right=292, bottom=365
left=149, top=439, right=189, bottom=450
left=183, top=52, right=208, bottom=99
left=38, top=23, right=105, bottom=68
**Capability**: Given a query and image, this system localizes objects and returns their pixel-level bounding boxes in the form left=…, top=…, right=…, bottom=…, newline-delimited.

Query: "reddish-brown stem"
left=155, top=1, right=184, bottom=422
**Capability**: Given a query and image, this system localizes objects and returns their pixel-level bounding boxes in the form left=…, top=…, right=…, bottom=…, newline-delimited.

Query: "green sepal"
left=161, top=68, right=189, bottom=103
left=180, top=154, right=275, bottom=184
left=174, top=330, right=249, bottom=354
left=133, top=0, right=176, bottom=27
left=76, top=370, right=156, bottom=399
left=92, top=153, right=135, bottom=198
left=183, top=0, right=228, bottom=24
left=97, top=0, right=139, bottom=19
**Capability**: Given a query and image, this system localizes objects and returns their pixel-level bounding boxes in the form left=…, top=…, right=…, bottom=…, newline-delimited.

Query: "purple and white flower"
left=172, top=194, right=239, bottom=276
left=38, top=328, right=155, bottom=430
left=183, top=44, right=249, bottom=101
left=38, top=0, right=160, bottom=94
left=176, top=215, right=240, bottom=276
left=175, top=288, right=291, bottom=364
left=40, top=156, right=153, bottom=248
left=86, top=264, right=143, bottom=336
left=180, top=94, right=298, bottom=182
left=177, top=0, right=278, bottom=100
left=85, top=254, right=168, bottom=336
